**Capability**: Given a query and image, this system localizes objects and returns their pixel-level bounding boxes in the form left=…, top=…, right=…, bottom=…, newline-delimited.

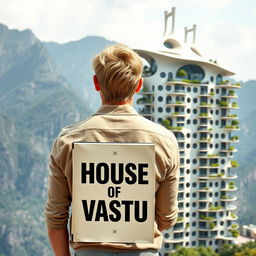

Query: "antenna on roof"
left=184, top=24, right=197, bottom=44
left=163, top=7, right=176, bottom=37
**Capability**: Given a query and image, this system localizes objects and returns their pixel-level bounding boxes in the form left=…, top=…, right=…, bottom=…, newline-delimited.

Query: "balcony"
left=197, top=222, right=220, bottom=231
left=220, top=182, right=237, bottom=191
left=166, top=79, right=205, bottom=86
left=226, top=213, right=238, bottom=221
left=198, top=215, right=217, bottom=222
left=220, top=93, right=238, bottom=99
left=197, top=127, right=213, bottom=133
left=198, top=113, right=212, bottom=119
left=198, top=154, right=219, bottom=159
left=167, top=90, right=186, bottom=96
left=225, top=204, right=237, bottom=211
left=137, top=96, right=154, bottom=105
left=169, top=112, right=186, bottom=117
left=138, top=109, right=153, bottom=116
left=223, top=136, right=239, bottom=143
left=217, top=81, right=241, bottom=89
left=198, top=205, right=224, bottom=212
left=198, top=137, right=212, bottom=143
left=166, top=101, right=186, bottom=107
left=199, top=102, right=213, bottom=108
left=139, top=87, right=154, bottom=94
left=222, top=125, right=240, bottom=131
left=220, top=114, right=238, bottom=120
left=198, top=187, right=212, bottom=192
left=218, top=101, right=239, bottom=109
left=220, top=195, right=237, bottom=201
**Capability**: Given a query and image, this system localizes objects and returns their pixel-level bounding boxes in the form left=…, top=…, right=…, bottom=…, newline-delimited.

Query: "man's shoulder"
left=133, top=116, right=178, bottom=144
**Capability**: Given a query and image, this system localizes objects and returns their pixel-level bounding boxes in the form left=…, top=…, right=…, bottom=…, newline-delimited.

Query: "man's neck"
left=102, top=98, right=133, bottom=106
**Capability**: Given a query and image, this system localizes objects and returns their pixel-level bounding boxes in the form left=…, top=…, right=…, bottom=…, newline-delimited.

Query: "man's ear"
left=135, top=78, right=143, bottom=93
left=93, top=75, right=100, bottom=91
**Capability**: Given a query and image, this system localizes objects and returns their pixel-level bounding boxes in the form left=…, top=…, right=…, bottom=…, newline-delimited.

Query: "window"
left=140, top=52, right=158, bottom=77
left=168, top=72, right=173, bottom=81
left=158, top=107, right=163, bottom=113
left=160, top=72, right=166, bottom=78
left=193, top=87, right=198, bottom=93
left=158, top=85, right=163, bottom=91
left=158, top=96, right=163, bottom=102
left=166, top=85, right=171, bottom=91
left=216, top=74, right=223, bottom=84
left=158, top=118, right=163, bottom=123
left=176, top=64, right=205, bottom=81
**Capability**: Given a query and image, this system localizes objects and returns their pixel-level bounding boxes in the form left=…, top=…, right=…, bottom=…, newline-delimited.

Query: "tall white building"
left=135, top=7, right=240, bottom=255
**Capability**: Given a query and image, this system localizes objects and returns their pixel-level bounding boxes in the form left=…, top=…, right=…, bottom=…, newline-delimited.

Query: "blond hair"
left=92, top=44, right=143, bottom=103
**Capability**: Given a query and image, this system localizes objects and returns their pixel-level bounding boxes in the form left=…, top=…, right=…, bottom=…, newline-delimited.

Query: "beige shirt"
left=45, top=104, right=180, bottom=251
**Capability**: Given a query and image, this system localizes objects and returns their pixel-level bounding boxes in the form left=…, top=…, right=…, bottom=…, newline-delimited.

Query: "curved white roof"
left=134, top=36, right=235, bottom=76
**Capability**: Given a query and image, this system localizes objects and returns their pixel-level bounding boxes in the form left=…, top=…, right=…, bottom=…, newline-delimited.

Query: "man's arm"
left=45, top=137, right=72, bottom=256
left=48, top=228, right=71, bottom=256
left=155, top=136, right=180, bottom=231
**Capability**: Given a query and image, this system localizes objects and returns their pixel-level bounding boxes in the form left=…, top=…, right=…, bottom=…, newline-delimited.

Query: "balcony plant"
left=162, top=119, right=171, bottom=129
left=231, top=120, right=239, bottom=126
left=209, top=222, right=216, bottom=229
left=227, top=114, right=237, bottom=118
left=230, top=160, right=239, bottom=167
left=231, top=102, right=239, bottom=108
left=177, top=69, right=187, bottom=77
left=230, top=229, right=239, bottom=237
left=228, top=182, right=235, bottom=189
left=230, top=136, right=239, bottom=141
left=209, top=205, right=222, bottom=210
left=231, top=223, right=238, bottom=229
left=219, top=101, right=229, bottom=107
left=182, top=79, right=200, bottom=84
left=220, top=195, right=229, bottom=199
left=210, top=163, right=219, bottom=167
left=231, top=213, right=237, bottom=219
left=177, top=216, right=184, bottom=222
left=228, top=90, right=235, bottom=96
left=199, top=215, right=215, bottom=220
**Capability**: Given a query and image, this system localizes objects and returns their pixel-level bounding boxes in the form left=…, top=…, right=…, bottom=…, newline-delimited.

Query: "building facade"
left=135, top=7, right=240, bottom=255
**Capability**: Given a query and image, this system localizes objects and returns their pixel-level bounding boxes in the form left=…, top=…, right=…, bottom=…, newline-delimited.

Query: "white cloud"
left=175, top=0, right=232, bottom=9
left=197, top=23, right=256, bottom=80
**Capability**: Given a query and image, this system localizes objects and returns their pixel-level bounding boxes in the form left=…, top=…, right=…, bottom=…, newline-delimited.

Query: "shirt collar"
left=93, top=104, right=139, bottom=116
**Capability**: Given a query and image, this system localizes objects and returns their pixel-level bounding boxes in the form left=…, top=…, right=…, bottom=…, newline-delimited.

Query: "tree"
left=177, top=69, right=188, bottom=78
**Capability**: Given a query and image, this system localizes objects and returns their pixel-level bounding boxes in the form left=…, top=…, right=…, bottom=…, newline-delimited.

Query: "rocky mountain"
left=236, top=109, right=256, bottom=225
left=237, top=80, right=256, bottom=119
left=0, top=23, right=92, bottom=256
left=44, top=36, right=116, bottom=109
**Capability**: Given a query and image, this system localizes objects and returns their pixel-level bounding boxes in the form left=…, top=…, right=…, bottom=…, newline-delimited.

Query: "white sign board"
left=71, top=142, right=155, bottom=243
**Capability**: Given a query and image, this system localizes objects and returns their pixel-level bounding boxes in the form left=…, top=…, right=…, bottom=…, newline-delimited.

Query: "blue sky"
left=0, top=0, right=255, bottom=81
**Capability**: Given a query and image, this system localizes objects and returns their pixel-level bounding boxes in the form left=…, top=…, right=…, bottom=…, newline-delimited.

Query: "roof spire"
left=184, top=24, right=197, bottom=44
left=163, top=7, right=176, bottom=37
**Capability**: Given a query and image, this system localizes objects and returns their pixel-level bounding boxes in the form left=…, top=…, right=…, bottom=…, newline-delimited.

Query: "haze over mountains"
left=0, top=23, right=255, bottom=255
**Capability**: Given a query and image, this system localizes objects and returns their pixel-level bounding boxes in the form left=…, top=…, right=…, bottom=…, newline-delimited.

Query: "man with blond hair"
left=45, top=44, right=180, bottom=256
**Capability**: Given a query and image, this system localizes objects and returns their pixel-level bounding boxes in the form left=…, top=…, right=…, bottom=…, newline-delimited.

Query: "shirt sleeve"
left=44, top=137, right=72, bottom=229
left=155, top=135, right=180, bottom=231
